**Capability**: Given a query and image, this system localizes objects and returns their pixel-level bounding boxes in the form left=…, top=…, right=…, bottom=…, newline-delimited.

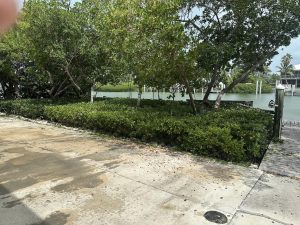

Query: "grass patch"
left=0, top=98, right=273, bottom=163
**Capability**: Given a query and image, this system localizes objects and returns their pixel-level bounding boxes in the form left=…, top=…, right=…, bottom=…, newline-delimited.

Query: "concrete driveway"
left=0, top=115, right=299, bottom=225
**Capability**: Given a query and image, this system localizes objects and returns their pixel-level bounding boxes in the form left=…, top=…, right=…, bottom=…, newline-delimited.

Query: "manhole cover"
left=204, top=211, right=228, bottom=224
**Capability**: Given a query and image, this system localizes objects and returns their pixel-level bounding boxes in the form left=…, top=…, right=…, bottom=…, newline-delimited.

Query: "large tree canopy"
left=0, top=0, right=110, bottom=98
left=23, top=0, right=108, bottom=97
left=97, top=0, right=201, bottom=112
left=181, top=0, right=300, bottom=107
left=1, top=0, right=300, bottom=112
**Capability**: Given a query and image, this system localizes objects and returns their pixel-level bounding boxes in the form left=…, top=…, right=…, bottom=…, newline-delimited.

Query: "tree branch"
left=64, top=64, right=81, bottom=93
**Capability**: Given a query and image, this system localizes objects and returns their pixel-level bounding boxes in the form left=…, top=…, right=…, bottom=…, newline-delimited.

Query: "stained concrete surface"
left=260, top=126, right=300, bottom=180
left=239, top=173, right=300, bottom=225
left=0, top=115, right=299, bottom=225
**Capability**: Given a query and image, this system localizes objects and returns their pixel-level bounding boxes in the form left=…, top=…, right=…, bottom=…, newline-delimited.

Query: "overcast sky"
left=269, top=37, right=300, bottom=73
left=17, top=0, right=300, bottom=73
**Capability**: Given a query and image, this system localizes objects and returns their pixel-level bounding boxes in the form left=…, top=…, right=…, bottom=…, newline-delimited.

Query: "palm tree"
left=277, top=54, right=294, bottom=85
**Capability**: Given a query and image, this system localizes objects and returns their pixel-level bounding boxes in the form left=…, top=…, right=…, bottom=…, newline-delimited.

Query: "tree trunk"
left=64, top=66, right=81, bottom=96
left=0, top=82, right=6, bottom=99
left=203, top=73, right=218, bottom=105
left=215, top=89, right=225, bottom=109
left=203, top=80, right=215, bottom=104
left=72, top=86, right=81, bottom=98
left=13, top=83, right=20, bottom=98
left=215, top=73, right=250, bottom=108
left=51, top=78, right=68, bottom=97
left=49, top=86, right=56, bottom=97
left=54, top=83, right=73, bottom=98
left=46, top=71, right=56, bottom=97
left=137, top=85, right=142, bottom=107
left=183, top=76, right=197, bottom=115
left=3, top=82, right=16, bottom=99
left=214, top=59, right=267, bottom=108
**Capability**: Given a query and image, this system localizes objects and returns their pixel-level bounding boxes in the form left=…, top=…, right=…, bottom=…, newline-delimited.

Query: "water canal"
left=96, top=91, right=300, bottom=121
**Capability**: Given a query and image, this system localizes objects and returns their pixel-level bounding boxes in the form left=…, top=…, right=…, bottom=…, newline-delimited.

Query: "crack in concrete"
left=229, top=171, right=295, bottom=225
left=228, top=172, right=264, bottom=225
left=235, top=209, right=292, bottom=225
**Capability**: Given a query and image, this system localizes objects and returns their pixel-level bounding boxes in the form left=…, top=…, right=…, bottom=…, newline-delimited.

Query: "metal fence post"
left=273, top=84, right=285, bottom=139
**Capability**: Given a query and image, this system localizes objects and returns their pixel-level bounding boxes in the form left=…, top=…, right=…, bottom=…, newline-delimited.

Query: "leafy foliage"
left=230, top=83, right=272, bottom=94
left=277, top=54, right=294, bottom=78
left=23, top=0, right=107, bottom=97
left=95, top=82, right=138, bottom=92
left=1, top=0, right=300, bottom=109
left=0, top=0, right=109, bottom=99
left=182, top=0, right=300, bottom=106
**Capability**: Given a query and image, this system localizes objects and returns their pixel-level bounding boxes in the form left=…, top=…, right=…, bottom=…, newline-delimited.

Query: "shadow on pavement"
left=0, top=185, right=69, bottom=225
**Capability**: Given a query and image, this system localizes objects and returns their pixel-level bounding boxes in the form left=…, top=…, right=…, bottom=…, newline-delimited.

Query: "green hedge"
left=231, top=83, right=273, bottom=94
left=0, top=99, right=273, bottom=163
left=95, top=82, right=138, bottom=92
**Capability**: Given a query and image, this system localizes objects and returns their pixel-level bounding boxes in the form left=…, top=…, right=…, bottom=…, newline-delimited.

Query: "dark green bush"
left=0, top=99, right=273, bottom=163
left=181, top=127, right=246, bottom=162
left=230, top=82, right=273, bottom=94
left=0, top=99, right=47, bottom=119
left=95, top=82, right=138, bottom=92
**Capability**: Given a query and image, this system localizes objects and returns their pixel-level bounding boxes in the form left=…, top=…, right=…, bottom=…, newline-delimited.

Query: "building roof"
left=294, top=64, right=300, bottom=71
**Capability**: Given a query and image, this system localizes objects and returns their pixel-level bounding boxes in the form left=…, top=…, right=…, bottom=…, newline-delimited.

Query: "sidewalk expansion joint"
left=235, top=209, right=292, bottom=225
left=228, top=172, right=264, bottom=224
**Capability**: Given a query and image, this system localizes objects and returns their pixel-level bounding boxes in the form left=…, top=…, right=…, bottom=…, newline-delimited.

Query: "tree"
left=278, top=54, right=294, bottom=84
left=21, top=0, right=107, bottom=98
left=181, top=0, right=300, bottom=108
left=0, top=37, right=18, bottom=99
left=260, top=65, right=273, bottom=84
left=0, top=19, right=53, bottom=99
left=100, top=0, right=199, bottom=113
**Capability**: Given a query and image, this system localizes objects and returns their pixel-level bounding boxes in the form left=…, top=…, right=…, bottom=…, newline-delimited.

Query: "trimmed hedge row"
left=231, top=83, right=273, bottom=94
left=0, top=99, right=273, bottom=163
left=95, top=82, right=138, bottom=92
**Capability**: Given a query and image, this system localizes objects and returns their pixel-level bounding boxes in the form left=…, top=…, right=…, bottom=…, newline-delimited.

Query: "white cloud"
left=270, top=37, right=300, bottom=73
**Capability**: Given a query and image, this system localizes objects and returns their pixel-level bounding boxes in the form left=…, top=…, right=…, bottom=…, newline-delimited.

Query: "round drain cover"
left=204, top=211, right=228, bottom=224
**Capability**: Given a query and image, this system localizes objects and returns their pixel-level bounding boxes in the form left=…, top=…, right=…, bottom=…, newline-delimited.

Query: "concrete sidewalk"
left=0, top=115, right=299, bottom=225
left=260, top=126, right=300, bottom=180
